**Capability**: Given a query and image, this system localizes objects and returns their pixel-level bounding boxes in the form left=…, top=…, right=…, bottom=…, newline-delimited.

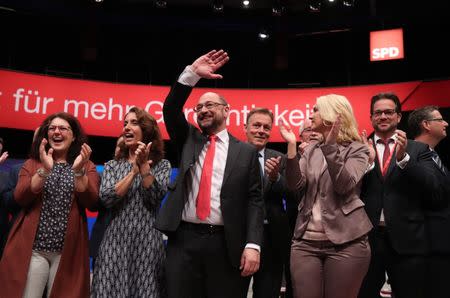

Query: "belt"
left=180, top=221, right=224, bottom=234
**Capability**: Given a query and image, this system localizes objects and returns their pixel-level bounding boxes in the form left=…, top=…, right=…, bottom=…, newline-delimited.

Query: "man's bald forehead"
left=199, top=92, right=227, bottom=104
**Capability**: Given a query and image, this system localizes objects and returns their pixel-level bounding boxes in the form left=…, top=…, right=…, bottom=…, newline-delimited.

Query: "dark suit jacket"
left=361, top=139, right=438, bottom=255
left=425, top=155, right=450, bottom=254
left=0, top=164, right=22, bottom=257
left=262, top=148, right=290, bottom=259
left=88, top=173, right=113, bottom=260
left=155, top=82, right=264, bottom=268
left=286, top=141, right=373, bottom=244
left=89, top=205, right=111, bottom=259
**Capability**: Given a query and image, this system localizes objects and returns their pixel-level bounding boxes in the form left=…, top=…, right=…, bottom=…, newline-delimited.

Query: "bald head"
left=199, top=92, right=227, bottom=105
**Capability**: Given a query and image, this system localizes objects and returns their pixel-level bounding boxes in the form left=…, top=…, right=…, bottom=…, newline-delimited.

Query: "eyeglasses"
left=372, top=109, right=397, bottom=118
left=426, top=118, right=445, bottom=122
left=48, top=125, right=72, bottom=133
left=250, top=123, right=272, bottom=132
left=193, top=102, right=227, bottom=112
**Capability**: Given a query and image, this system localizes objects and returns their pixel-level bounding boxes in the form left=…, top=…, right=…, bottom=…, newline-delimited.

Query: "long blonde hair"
left=316, top=94, right=361, bottom=143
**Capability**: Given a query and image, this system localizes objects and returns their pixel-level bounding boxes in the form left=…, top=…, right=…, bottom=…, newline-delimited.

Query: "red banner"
left=1, top=69, right=448, bottom=142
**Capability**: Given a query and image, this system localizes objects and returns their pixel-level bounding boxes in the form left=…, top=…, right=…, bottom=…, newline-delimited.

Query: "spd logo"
left=370, top=29, right=404, bottom=61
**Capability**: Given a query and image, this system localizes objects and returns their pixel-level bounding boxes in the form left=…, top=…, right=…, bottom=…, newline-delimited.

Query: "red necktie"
left=378, top=138, right=392, bottom=174
left=196, top=135, right=217, bottom=220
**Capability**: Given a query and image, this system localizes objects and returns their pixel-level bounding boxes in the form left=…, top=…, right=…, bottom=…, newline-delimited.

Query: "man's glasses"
left=193, top=102, right=227, bottom=112
left=48, top=125, right=72, bottom=133
left=372, top=109, right=397, bottom=118
left=427, top=118, right=445, bottom=122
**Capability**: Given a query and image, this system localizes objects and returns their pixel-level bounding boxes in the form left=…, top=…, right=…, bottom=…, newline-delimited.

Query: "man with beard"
left=408, top=106, right=449, bottom=298
left=358, top=93, right=437, bottom=298
left=244, top=108, right=290, bottom=298
left=156, top=50, right=264, bottom=298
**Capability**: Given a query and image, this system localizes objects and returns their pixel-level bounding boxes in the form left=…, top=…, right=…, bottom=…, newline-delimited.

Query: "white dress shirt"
left=182, top=129, right=229, bottom=225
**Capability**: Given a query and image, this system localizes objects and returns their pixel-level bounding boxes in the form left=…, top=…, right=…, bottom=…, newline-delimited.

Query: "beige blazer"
left=286, top=140, right=373, bottom=244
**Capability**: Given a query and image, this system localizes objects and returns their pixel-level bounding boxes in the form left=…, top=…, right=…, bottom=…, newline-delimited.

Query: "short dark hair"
left=0, top=137, right=3, bottom=146
left=29, top=112, right=88, bottom=164
left=407, top=105, right=439, bottom=139
left=246, top=108, right=274, bottom=124
left=370, top=92, right=402, bottom=115
left=116, top=107, right=164, bottom=163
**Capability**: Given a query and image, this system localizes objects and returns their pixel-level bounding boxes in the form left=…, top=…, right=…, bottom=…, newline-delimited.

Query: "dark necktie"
left=431, top=150, right=447, bottom=175
left=196, top=135, right=217, bottom=220
left=258, top=153, right=264, bottom=174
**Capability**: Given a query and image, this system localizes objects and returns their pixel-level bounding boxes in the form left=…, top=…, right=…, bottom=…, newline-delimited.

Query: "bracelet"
left=74, top=168, right=86, bottom=177
left=37, top=168, right=51, bottom=178
left=141, top=171, right=153, bottom=179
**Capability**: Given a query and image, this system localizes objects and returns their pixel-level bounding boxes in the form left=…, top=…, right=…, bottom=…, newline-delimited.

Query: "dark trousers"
left=165, top=222, right=249, bottom=298
left=290, top=236, right=371, bottom=298
left=358, top=227, right=427, bottom=298
left=426, top=254, right=450, bottom=298
left=251, top=227, right=284, bottom=298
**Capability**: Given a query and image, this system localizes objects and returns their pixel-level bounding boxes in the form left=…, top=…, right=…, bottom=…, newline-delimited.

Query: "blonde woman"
left=277, top=94, right=373, bottom=298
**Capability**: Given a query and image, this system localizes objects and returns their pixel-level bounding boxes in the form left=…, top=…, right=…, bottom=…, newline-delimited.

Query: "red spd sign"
left=370, top=28, right=404, bottom=61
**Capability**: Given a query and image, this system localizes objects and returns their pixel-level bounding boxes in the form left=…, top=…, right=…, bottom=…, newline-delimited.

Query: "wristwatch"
left=37, top=168, right=51, bottom=178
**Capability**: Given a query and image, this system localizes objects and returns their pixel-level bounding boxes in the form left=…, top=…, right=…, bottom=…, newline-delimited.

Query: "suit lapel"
left=372, top=137, right=383, bottom=180
left=183, top=132, right=207, bottom=174
left=262, top=148, right=274, bottom=188
left=194, top=134, right=207, bottom=161
left=264, top=148, right=275, bottom=160
left=313, top=144, right=327, bottom=180
left=222, top=134, right=241, bottom=186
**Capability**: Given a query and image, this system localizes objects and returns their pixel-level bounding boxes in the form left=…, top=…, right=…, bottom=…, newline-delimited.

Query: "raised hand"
left=135, top=141, right=152, bottom=167
left=72, top=143, right=92, bottom=172
left=395, top=129, right=408, bottom=161
left=0, top=151, right=8, bottom=164
left=191, top=50, right=229, bottom=79
left=278, top=121, right=297, bottom=144
left=361, top=130, right=376, bottom=164
left=39, top=138, right=54, bottom=171
left=325, top=114, right=341, bottom=145
left=279, top=121, right=298, bottom=159
left=265, top=156, right=282, bottom=182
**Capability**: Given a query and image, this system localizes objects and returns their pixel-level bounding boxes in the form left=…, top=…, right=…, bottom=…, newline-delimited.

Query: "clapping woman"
left=91, top=107, right=171, bottom=298
left=0, top=112, right=99, bottom=298
left=278, top=94, right=372, bottom=298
